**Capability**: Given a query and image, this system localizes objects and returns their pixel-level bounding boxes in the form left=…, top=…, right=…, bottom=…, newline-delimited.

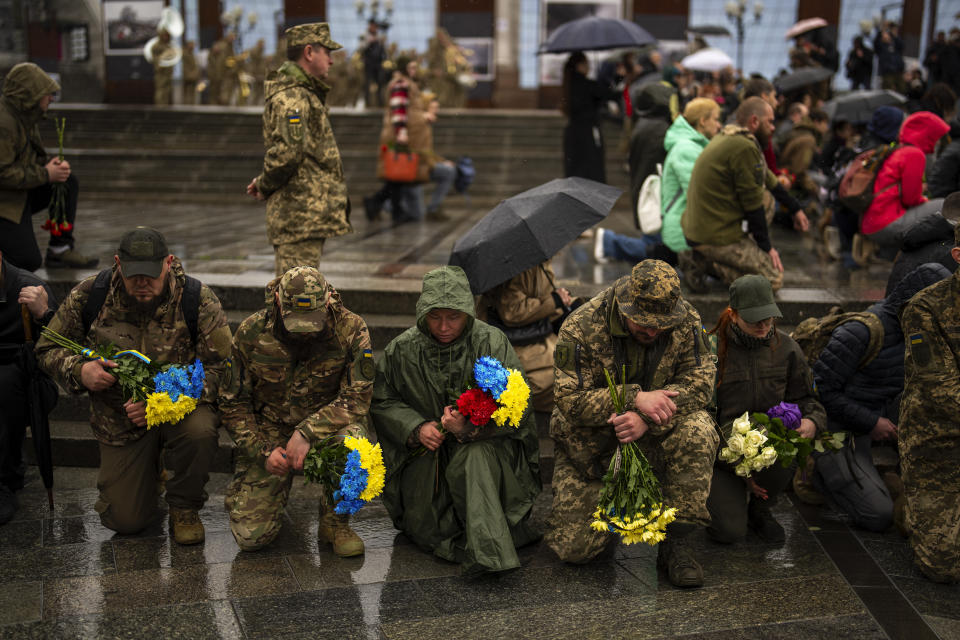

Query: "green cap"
left=614, top=260, right=686, bottom=330
left=285, top=22, right=342, bottom=50
left=117, top=227, right=168, bottom=278
left=729, top=275, right=782, bottom=323
left=278, top=266, right=331, bottom=333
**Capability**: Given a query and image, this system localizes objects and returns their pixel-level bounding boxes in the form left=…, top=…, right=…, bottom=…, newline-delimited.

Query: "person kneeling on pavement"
left=36, top=227, right=232, bottom=544
left=0, top=250, right=58, bottom=523
left=372, top=266, right=541, bottom=575
left=706, top=275, right=825, bottom=544
left=220, top=267, right=374, bottom=555
left=810, top=263, right=951, bottom=531
left=546, top=260, right=718, bottom=588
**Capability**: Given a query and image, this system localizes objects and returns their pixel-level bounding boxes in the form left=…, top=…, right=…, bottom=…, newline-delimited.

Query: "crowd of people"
left=0, top=20, right=957, bottom=606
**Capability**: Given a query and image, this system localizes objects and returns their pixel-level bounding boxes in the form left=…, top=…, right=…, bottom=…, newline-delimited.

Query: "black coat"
left=928, top=121, right=960, bottom=198
left=813, top=263, right=951, bottom=435
left=563, top=73, right=619, bottom=183
left=885, top=216, right=959, bottom=296
left=0, top=257, right=56, bottom=363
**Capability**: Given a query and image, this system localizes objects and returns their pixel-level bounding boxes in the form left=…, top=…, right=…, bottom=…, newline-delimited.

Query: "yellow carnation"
left=344, top=436, right=386, bottom=501
left=145, top=393, right=197, bottom=429
left=491, top=370, right=530, bottom=427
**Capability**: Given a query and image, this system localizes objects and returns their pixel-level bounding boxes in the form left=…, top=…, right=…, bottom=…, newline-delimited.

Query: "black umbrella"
left=775, top=66, right=834, bottom=92
left=538, top=16, right=656, bottom=54
left=823, top=90, right=906, bottom=124
left=686, top=25, right=731, bottom=37
left=17, top=306, right=53, bottom=509
left=449, top=177, right=623, bottom=294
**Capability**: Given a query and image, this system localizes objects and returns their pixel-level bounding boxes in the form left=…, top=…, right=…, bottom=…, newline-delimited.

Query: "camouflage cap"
left=614, top=260, right=685, bottom=330
left=285, top=22, right=342, bottom=51
left=117, top=227, right=169, bottom=278
left=278, top=266, right=331, bottom=333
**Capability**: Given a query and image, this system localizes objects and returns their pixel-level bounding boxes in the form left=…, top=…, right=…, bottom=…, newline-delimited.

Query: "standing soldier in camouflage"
left=150, top=29, right=174, bottom=106
left=547, top=260, right=718, bottom=588
left=206, top=40, right=226, bottom=105
left=898, top=226, right=960, bottom=584
left=246, top=23, right=352, bottom=276
left=246, top=39, right=268, bottom=105
left=220, top=267, right=374, bottom=555
left=181, top=41, right=200, bottom=105
left=35, top=227, right=232, bottom=545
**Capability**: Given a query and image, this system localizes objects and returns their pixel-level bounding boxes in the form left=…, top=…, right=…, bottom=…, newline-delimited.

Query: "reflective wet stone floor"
left=2, top=464, right=957, bottom=639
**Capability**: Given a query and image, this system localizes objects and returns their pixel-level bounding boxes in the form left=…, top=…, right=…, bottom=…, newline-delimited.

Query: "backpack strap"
left=181, top=276, right=202, bottom=346
left=81, top=268, right=114, bottom=336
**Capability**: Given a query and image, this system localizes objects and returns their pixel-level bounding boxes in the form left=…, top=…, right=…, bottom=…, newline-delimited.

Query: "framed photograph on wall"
left=455, top=37, right=494, bottom=81
left=103, top=0, right=163, bottom=55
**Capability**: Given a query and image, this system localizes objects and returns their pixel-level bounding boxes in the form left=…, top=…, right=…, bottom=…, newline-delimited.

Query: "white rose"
left=744, top=444, right=759, bottom=459
left=732, top=412, right=752, bottom=435
left=719, top=447, right=739, bottom=463
left=735, top=461, right=751, bottom=477
left=727, top=433, right=746, bottom=455
left=745, top=430, right=768, bottom=448
left=760, top=446, right=778, bottom=465
left=750, top=455, right=768, bottom=471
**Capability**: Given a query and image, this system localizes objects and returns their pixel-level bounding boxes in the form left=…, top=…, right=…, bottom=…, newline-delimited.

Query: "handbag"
left=381, top=145, right=419, bottom=183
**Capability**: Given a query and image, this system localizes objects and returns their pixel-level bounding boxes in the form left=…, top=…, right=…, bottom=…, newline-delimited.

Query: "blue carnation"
left=186, top=359, right=205, bottom=398
left=473, top=356, right=509, bottom=399
left=336, top=449, right=369, bottom=507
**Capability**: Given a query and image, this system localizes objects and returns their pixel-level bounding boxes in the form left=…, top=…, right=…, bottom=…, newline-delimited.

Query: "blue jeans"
left=603, top=230, right=662, bottom=263
left=428, top=162, right=457, bottom=213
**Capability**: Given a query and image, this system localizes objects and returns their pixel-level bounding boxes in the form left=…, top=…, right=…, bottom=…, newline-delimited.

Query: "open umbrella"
left=785, top=17, right=828, bottom=40
left=538, top=16, right=656, bottom=54
left=681, top=47, right=734, bottom=72
left=686, top=25, right=731, bottom=37
left=823, top=90, right=906, bottom=124
left=17, top=306, right=54, bottom=509
left=775, top=66, right=834, bottom=92
left=449, top=178, right=622, bottom=294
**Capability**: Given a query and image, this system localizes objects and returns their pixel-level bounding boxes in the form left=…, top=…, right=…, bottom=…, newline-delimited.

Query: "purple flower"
left=767, top=402, right=802, bottom=431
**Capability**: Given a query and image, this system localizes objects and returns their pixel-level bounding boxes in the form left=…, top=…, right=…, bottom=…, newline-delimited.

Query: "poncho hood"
left=415, top=266, right=476, bottom=338
left=2, top=62, right=59, bottom=113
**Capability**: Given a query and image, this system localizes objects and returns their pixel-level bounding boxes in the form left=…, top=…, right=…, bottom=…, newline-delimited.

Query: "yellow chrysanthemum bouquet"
left=41, top=327, right=204, bottom=429
left=590, top=366, right=677, bottom=546
left=304, top=434, right=386, bottom=515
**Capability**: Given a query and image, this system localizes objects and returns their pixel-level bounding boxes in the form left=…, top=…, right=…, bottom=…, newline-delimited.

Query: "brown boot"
left=169, top=508, right=205, bottom=545
left=792, top=459, right=824, bottom=505
left=318, top=512, right=365, bottom=557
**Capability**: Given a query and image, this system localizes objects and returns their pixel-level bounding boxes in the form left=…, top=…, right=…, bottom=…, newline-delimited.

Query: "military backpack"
left=790, top=307, right=884, bottom=368
left=81, top=268, right=202, bottom=344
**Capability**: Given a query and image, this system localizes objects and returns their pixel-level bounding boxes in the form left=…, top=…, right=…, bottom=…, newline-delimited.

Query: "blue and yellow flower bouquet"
left=304, top=435, right=385, bottom=515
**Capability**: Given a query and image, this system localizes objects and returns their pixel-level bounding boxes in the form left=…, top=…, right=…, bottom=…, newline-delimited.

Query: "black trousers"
left=0, top=175, right=80, bottom=272
left=0, top=359, right=58, bottom=491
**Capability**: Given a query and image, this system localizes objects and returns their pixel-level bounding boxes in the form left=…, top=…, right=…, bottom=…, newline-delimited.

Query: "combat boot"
left=792, top=458, right=824, bottom=505
left=45, top=248, right=99, bottom=269
left=747, top=501, right=786, bottom=543
left=657, top=538, right=703, bottom=588
left=169, top=507, right=205, bottom=545
left=318, top=512, right=365, bottom=557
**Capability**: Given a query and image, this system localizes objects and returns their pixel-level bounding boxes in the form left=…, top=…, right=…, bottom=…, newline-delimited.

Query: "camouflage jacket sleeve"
left=35, top=278, right=95, bottom=394
left=0, top=118, right=48, bottom=191
left=219, top=313, right=278, bottom=458
left=256, top=88, right=307, bottom=197
left=650, top=313, right=716, bottom=436
left=554, top=314, right=631, bottom=429
left=902, top=292, right=960, bottom=420
left=296, top=313, right=375, bottom=443
left=195, top=285, right=233, bottom=404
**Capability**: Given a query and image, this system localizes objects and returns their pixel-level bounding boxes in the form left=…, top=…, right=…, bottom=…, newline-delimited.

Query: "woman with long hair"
left=706, top=275, right=826, bottom=544
left=561, top=51, right=620, bottom=183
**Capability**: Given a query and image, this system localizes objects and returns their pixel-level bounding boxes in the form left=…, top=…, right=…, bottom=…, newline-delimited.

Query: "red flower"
left=59, top=221, right=72, bottom=232
left=456, top=388, right=497, bottom=426
left=42, top=219, right=54, bottom=230
left=50, top=227, right=61, bottom=237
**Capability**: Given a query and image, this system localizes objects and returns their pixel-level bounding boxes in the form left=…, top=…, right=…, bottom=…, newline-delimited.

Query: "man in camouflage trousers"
left=247, top=23, right=352, bottom=276
left=220, top=267, right=374, bottom=555
left=36, top=227, right=232, bottom=544
left=547, top=260, right=718, bottom=588
left=150, top=29, right=174, bottom=106
left=898, top=224, right=960, bottom=584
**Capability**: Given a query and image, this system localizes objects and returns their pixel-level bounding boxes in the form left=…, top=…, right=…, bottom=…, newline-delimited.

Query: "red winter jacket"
left=861, top=111, right=949, bottom=235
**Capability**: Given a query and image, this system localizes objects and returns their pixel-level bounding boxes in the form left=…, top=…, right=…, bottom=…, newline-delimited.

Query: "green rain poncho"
left=371, top=266, right=541, bottom=574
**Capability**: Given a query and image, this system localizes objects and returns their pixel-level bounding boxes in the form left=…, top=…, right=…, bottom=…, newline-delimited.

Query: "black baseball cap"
left=117, top=227, right=169, bottom=278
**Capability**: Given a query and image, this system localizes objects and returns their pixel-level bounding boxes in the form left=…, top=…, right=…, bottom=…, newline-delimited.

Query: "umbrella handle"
left=21, top=304, right=33, bottom=343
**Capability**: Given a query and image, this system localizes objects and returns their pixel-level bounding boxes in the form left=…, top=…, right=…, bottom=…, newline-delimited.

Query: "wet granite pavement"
left=2, top=464, right=957, bottom=639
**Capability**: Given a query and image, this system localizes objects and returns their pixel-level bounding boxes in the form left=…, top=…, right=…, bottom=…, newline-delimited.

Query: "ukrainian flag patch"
left=295, top=295, right=313, bottom=308
left=910, top=333, right=923, bottom=345
left=363, top=348, right=373, bottom=358
left=288, top=115, right=301, bottom=124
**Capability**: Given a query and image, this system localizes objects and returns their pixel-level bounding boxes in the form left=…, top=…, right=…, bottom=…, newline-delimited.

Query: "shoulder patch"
left=908, top=331, right=931, bottom=367
left=354, top=350, right=375, bottom=381
left=555, top=341, right=573, bottom=370
left=285, top=110, right=303, bottom=143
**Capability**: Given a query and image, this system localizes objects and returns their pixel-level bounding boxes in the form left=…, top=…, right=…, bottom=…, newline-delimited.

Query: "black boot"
left=657, top=523, right=704, bottom=588
left=0, top=485, right=18, bottom=525
left=747, top=500, right=785, bottom=543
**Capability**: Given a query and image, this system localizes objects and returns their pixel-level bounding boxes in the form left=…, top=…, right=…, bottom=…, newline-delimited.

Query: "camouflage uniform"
left=35, top=250, right=232, bottom=534
left=899, top=252, right=960, bottom=583
left=546, top=261, right=718, bottom=565
left=220, top=268, right=374, bottom=551
left=150, top=36, right=174, bottom=106
left=256, top=23, right=352, bottom=276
